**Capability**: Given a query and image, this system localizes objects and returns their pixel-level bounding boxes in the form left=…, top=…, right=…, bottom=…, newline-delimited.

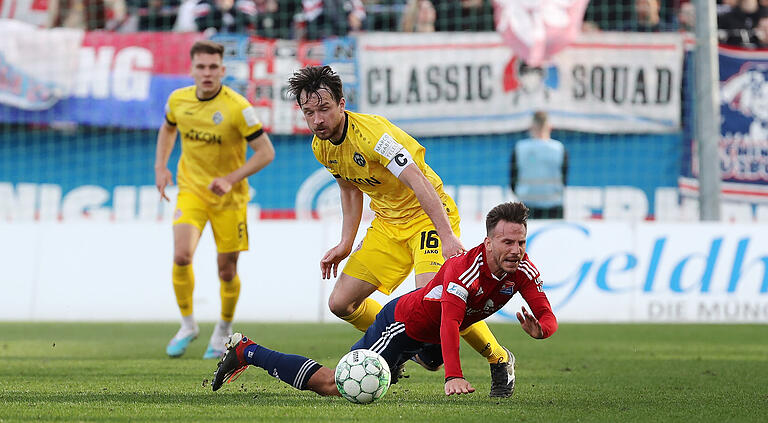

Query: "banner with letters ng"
left=355, top=31, right=683, bottom=135
left=0, top=29, right=202, bottom=129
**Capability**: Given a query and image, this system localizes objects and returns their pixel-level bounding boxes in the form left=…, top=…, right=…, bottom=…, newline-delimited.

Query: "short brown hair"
left=486, top=202, right=529, bottom=235
left=287, top=65, right=344, bottom=106
left=189, top=40, right=224, bottom=60
left=532, top=110, right=548, bottom=131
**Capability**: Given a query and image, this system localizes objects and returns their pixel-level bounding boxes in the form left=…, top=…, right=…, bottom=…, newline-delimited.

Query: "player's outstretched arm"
left=320, top=179, right=363, bottom=279
left=209, top=133, right=275, bottom=196
left=398, top=164, right=465, bottom=259
left=154, top=121, right=178, bottom=202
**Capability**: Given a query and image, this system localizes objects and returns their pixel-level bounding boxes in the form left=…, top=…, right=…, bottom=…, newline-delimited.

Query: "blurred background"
left=0, top=0, right=766, bottom=324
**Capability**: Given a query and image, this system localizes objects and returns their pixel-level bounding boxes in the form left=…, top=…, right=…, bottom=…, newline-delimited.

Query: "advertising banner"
left=356, top=31, right=683, bottom=135
left=0, top=28, right=682, bottom=134
left=0, top=30, right=201, bottom=128
left=1, top=220, right=765, bottom=322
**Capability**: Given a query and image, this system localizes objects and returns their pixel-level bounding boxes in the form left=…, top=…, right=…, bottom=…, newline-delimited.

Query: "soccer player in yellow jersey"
left=287, top=66, right=516, bottom=397
left=154, top=40, right=275, bottom=359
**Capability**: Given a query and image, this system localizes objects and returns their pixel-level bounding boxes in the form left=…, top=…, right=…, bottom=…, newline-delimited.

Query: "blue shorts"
left=350, top=297, right=443, bottom=383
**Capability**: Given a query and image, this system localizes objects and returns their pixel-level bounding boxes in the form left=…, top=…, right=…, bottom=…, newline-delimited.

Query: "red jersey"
left=394, top=243, right=557, bottom=379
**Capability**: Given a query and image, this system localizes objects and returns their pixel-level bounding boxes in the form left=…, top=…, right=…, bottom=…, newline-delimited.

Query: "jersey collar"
left=196, top=85, right=222, bottom=102
left=330, top=112, right=349, bottom=146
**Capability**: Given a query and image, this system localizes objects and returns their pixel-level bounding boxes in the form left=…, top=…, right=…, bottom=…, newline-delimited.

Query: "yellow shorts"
left=342, top=208, right=461, bottom=295
left=173, top=191, right=249, bottom=253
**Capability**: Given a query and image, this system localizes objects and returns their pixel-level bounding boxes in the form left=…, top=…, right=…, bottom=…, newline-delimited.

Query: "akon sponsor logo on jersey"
left=343, top=175, right=381, bottom=187
left=183, top=128, right=222, bottom=144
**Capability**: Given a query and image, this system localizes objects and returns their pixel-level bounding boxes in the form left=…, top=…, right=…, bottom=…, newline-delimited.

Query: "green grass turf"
left=0, top=322, right=766, bottom=422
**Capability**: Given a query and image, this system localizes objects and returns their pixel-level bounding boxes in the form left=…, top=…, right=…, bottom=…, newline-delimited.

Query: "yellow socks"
left=172, top=263, right=195, bottom=316
left=220, top=274, right=241, bottom=322
left=341, top=298, right=383, bottom=332
left=460, top=321, right=509, bottom=364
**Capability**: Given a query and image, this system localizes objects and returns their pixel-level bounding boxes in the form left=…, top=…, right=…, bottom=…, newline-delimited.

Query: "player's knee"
left=173, top=253, right=193, bottom=266
left=327, top=295, right=355, bottom=318
left=218, top=268, right=236, bottom=282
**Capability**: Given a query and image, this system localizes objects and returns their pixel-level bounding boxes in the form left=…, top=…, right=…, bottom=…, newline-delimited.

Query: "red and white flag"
left=493, top=0, right=588, bottom=66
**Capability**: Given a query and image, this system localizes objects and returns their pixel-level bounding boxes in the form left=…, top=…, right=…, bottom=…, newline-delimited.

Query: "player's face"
left=484, top=220, right=527, bottom=278
left=191, top=53, right=225, bottom=98
left=299, top=88, right=346, bottom=141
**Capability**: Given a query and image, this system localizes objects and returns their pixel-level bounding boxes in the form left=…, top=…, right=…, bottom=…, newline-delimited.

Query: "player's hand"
left=208, top=177, right=232, bottom=196
left=320, top=244, right=352, bottom=280
left=155, top=168, right=173, bottom=202
left=517, top=306, right=544, bottom=339
left=441, top=233, right=466, bottom=260
left=444, top=378, right=475, bottom=396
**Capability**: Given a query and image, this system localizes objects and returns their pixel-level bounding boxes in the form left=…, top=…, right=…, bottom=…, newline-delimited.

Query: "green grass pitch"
left=1, top=322, right=766, bottom=422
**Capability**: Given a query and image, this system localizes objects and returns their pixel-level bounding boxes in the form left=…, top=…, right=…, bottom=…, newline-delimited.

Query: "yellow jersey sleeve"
left=164, top=90, right=179, bottom=126
left=361, top=116, right=425, bottom=178
left=231, top=95, right=264, bottom=142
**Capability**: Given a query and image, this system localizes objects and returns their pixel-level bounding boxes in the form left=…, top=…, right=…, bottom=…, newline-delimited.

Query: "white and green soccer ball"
left=334, top=349, right=391, bottom=404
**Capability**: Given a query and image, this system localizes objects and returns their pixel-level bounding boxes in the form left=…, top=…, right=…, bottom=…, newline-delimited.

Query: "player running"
left=155, top=40, right=275, bottom=359
left=211, top=202, right=557, bottom=397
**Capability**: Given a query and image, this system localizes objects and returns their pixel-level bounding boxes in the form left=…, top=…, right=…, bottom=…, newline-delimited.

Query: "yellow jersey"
left=165, top=85, right=263, bottom=210
left=312, top=111, right=453, bottom=225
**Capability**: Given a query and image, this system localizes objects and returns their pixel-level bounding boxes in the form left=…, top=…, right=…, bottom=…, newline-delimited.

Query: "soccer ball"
left=334, top=349, right=391, bottom=404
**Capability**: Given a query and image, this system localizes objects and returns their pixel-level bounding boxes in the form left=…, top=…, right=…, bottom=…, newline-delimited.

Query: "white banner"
left=1, top=220, right=765, bottom=323
left=356, top=31, right=683, bottom=135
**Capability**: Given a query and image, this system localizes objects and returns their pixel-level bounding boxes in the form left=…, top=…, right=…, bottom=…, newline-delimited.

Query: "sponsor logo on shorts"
left=174, top=209, right=182, bottom=220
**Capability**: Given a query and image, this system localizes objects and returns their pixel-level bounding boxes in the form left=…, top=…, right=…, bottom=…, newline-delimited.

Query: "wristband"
left=445, top=376, right=464, bottom=383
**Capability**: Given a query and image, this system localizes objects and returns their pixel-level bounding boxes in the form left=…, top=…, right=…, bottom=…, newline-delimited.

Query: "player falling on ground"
left=286, top=65, right=517, bottom=396
left=154, top=40, right=275, bottom=359
left=211, top=202, right=558, bottom=396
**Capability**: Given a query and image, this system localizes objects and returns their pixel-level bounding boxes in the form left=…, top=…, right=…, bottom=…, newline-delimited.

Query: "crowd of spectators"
left=43, top=0, right=495, bottom=39
left=40, top=0, right=768, bottom=48
left=716, top=0, right=768, bottom=48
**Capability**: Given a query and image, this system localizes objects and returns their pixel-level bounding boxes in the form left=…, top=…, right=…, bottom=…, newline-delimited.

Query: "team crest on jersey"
left=212, top=111, right=223, bottom=125
left=353, top=152, right=366, bottom=167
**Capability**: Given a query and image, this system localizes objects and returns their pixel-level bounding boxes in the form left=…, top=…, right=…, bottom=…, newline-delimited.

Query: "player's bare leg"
left=204, top=251, right=240, bottom=359
left=305, top=366, right=341, bottom=397
left=327, top=273, right=381, bottom=332
left=167, top=223, right=202, bottom=357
